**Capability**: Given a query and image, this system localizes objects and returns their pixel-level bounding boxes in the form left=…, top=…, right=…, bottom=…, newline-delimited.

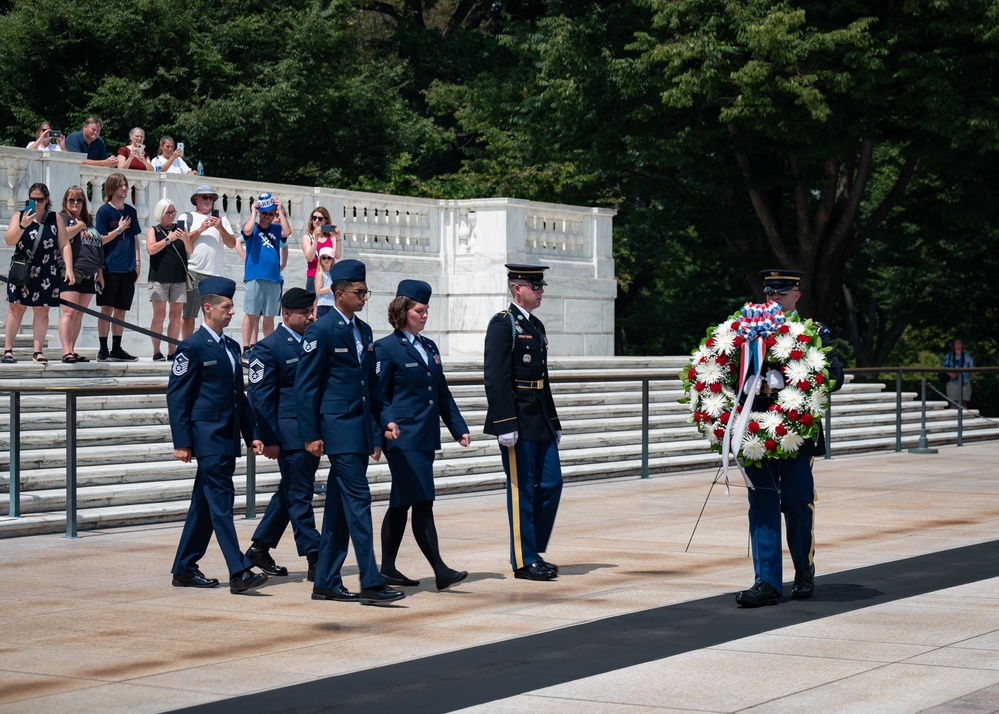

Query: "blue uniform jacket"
left=247, top=324, right=305, bottom=452
left=167, top=326, right=255, bottom=457
left=373, top=330, right=468, bottom=452
left=295, top=312, right=395, bottom=455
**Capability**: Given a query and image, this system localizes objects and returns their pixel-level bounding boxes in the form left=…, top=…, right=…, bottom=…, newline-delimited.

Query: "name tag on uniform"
left=204, top=360, right=218, bottom=366
left=334, top=348, right=349, bottom=353
left=285, top=357, right=299, bottom=364
left=405, top=362, right=418, bottom=368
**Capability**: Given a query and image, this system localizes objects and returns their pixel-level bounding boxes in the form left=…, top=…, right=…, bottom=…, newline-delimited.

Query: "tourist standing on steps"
left=244, top=288, right=322, bottom=582
left=374, top=279, right=471, bottom=592
left=483, top=263, right=564, bottom=582
left=167, top=276, right=269, bottom=595
left=178, top=185, right=235, bottom=339
left=942, top=339, right=975, bottom=409
left=734, top=269, right=844, bottom=608
left=94, top=173, right=141, bottom=362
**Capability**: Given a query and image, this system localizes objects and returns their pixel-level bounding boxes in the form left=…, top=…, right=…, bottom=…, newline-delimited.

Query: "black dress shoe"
left=380, top=571, right=420, bottom=587
left=539, top=558, right=559, bottom=573
left=172, top=569, right=219, bottom=588
left=435, top=569, right=468, bottom=591
left=306, top=552, right=318, bottom=583
left=245, top=543, right=288, bottom=576
left=791, top=564, right=815, bottom=599
left=312, top=586, right=359, bottom=602
left=229, top=569, right=268, bottom=594
left=735, top=580, right=780, bottom=607
left=513, top=561, right=557, bottom=581
left=358, top=586, right=406, bottom=606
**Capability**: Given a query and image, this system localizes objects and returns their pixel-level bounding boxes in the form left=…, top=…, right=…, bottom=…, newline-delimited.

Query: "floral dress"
left=7, top=211, right=60, bottom=307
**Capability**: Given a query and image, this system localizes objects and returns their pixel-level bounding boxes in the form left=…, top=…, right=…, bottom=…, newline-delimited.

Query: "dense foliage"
left=2, top=0, right=998, bottom=388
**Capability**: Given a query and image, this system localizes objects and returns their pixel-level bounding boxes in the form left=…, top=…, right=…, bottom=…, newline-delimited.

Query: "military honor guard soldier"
left=295, top=259, right=406, bottom=606
left=483, top=263, right=564, bottom=581
left=167, top=276, right=269, bottom=594
left=244, top=287, right=323, bottom=581
left=735, top=269, right=844, bottom=607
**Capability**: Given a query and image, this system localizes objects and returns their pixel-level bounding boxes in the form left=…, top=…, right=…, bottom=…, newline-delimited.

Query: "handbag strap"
left=20, top=210, right=48, bottom=259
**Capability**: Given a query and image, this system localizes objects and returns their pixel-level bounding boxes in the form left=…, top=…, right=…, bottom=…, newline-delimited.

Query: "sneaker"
left=152, top=352, right=165, bottom=362
left=241, top=347, right=252, bottom=361
left=109, top=348, right=138, bottom=362
left=96, top=348, right=110, bottom=362
left=167, top=353, right=175, bottom=361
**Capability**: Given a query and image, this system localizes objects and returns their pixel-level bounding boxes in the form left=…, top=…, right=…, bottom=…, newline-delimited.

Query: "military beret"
left=198, top=276, right=236, bottom=298
left=281, top=287, right=313, bottom=310
left=329, top=258, right=366, bottom=283
left=396, top=279, right=432, bottom=304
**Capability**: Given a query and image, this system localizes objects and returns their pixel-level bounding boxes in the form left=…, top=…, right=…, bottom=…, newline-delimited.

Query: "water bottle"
left=154, top=164, right=160, bottom=173
left=197, top=161, right=204, bottom=176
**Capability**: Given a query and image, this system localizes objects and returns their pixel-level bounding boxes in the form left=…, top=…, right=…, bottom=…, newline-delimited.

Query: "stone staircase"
left=2, top=356, right=997, bottom=538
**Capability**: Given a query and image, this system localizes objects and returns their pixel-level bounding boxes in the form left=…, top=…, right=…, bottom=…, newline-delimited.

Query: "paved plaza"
left=2, top=442, right=998, bottom=713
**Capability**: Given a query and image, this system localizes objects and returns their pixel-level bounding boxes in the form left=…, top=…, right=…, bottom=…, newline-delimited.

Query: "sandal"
left=32, top=352, right=48, bottom=364
left=2, top=350, right=15, bottom=364
left=62, top=353, right=79, bottom=364
left=73, top=353, right=90, bottom=363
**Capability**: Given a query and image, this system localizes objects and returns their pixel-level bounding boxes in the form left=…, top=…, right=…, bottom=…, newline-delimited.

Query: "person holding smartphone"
left=301, top=206, right=341, bottom=294
left=177, top=185, right=236, bottom=339
left=152, top=136, right=197, bottom=174
left=116, top=128, right=154, bottom=171
left=146, top=199, right=193, bottom=361
left=26, top=121, right=64, bottom=151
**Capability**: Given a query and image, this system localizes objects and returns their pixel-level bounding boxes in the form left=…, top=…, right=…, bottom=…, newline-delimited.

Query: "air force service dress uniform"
left=167, top=277, right=262, bottom=591
left=483, top=264, right=563, bottom=579
left=738, top=269, right=845, bottom=607
left=246, top=289, right=321, bottom=575
left=295, top=260, right=400, bottom=602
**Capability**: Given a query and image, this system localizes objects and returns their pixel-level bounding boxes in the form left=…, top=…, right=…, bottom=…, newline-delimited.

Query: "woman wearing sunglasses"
left=301, top=206, right=341, bottom=294
left=56, top=186, right=104, bottom=363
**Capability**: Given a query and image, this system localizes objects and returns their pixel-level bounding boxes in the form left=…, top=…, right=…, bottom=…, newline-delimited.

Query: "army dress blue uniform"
left=168, top=325, right=257, bottom=579
left=483, top=297, right=563, bottom=574
left=246, top=323, right=321, bottom=561
left=295, top=298, right=396, bottom=595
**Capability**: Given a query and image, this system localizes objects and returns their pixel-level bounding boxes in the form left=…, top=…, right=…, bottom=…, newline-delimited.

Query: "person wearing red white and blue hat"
left=735, top=268, right=844, bottom=608
left=238, top=192, right=290, bottom=360
left=373, top=279, right=471, bottom=591
left=167, top=276, right=269, bottom=594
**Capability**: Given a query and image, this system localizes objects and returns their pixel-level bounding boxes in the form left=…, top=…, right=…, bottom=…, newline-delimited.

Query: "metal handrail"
left=2, top=370, right=680, bottom=538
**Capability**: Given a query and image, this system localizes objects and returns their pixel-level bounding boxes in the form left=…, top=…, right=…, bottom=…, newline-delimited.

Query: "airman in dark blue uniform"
left=483, top=264, right=563, bottom=581
left=735, top=269, right=845, bottom=607
left=295, top=259, right=405, bottom=606
left=244, top=287, right=322, bottom=581
left=167, top=276, right=268, bottom=594
left=374, top=279, right=471, bottom=592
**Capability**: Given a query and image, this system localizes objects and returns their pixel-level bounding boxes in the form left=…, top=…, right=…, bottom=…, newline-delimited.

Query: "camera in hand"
left=176, top=219, right=187, bottom=232
left=48, top=130, right=62, bottom=139
left=321, top=224, right=337, bottom=234
left=210, top=209, right=219, bottom=218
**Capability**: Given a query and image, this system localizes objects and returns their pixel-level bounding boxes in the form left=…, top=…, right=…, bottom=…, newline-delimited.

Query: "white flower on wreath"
left=777, top=384, right=807, bottom=412
left=702, top=392, right=728, bottom=418
left=758, top=409, right=785, bottom=436
left=805, top=390, right=827, bottom=413
left=786, top=321, right=807, bottom=337
left=770, top=333, right=797, bottom=361
left=712, top=323, right=737, bottom=353
left=804, top=346, right=826, bottom=372
left=693, top=344, right=714, bottom=362
left=783, top=360, right=812, bottom=386
left=696, top=359, right=726, bottom=384
left=742, top=434, right=767, bottom=461
left=780, top=431, right=804, bottom=453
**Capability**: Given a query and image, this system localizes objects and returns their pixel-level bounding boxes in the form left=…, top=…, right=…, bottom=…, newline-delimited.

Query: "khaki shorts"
left=182, top=271, right=211, bottom=319
left=148, top=281, right=187, bottom=303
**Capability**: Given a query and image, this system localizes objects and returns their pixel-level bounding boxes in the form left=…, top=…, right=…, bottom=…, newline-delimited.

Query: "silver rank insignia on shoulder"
left=523, top=353, right=532, bottom=363
left=516, top=325, right=523, bottom=333
left=172, top=353, right=189, bottom=376
left=375, top=360, right=382, bottom=375
left=248, top=358, right=265, bottom=384
left=303, top=339, right=317, bottom=353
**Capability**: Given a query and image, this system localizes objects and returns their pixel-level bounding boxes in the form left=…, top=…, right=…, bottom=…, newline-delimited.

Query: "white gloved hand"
left=498, top=432, right=518, bottom=447
left=555, top=430, right=562, bottom=445
left=765, top=369, right=785, bottom=390
left=743, top=375, right=761, bottom=396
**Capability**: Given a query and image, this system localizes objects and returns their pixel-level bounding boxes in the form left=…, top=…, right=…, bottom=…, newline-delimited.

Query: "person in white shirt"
left=151, top=135, right=197, bottom=175
left=177, top=186, right=235, bottom=338
left=26, top=121, right=64, bottom=151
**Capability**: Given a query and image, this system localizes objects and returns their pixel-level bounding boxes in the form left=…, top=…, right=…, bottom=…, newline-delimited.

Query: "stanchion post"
left=9, top=392, right=20, bottom=518
left=245, top=451, right=257, bottom=519
left=641, top=379, right=650, bottom=479
left=65, top=392, right=79, bottom=538
left=895, top=370, right=903, bottom=453
left=908, top=377, right=938, bottom=455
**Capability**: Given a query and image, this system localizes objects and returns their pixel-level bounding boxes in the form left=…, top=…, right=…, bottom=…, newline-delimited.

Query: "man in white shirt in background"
left=179, top=185, right=236, bottom=339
